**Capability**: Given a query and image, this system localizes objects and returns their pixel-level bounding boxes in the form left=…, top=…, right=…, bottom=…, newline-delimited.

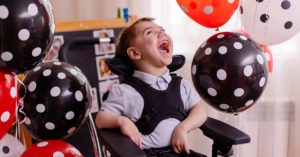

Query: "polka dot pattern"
left=57, top=72, right=66, bottom=79
left=0, top=0, right=55, bottom=74
left=205, top=47, right=212, bottom=55
left=37, top=142, right=48, bottom=147
left=192, top=32, right=268, bottom=113
left=28, top=3, right=38, bottom=16
left=180, top=5, right=189, bottom=13
left=1, top=52, right=13, bottom=61
left=28, top=81, right=37, bottom=92
left=177, top=0, right=239, bottom=28
left=22, top=140, right=83, bottom=156
left=216, top=69, right=227, bottom=80
left=0, top=134, right=25, bottom=157
left=203, top=6, right=213, bottom=15
left=75, top=91, right=83, bottom=102
left=43, top=69, right=52, bottom=76
left=53, top=151, right=64, bottom=157
left=45, top=122, right=55, bottom=130
left=50, top=86, right=61, bottom=97
left=32, top=47, right=42, bottom=57
left=18, top=29, right=30, bottom=41
left=10, top=87, right=17, bottom=98
left=0, top=5, right=9, bottom=19
left=245, top=100, right=254, bottom=106
left=240, top=0, right=299, bottom=45
left=207, top=88, right=217, bottom=96
left=259, top=77, right=266, bottom=87
left=220, top=104, right=230, bottom=110
left=192, top=65, right=197, bottom=75
left=233, top=42, right=243, bottom=49
left=218, top=46, right=227, bottom=54
left=244, top=65, right=253, bottom=77
left=33, top=66, right=41, bottom=72
left=257, top=55, right=264, bottom=64
left=1, top=112, right=10, bottom=122
left=36, top=104, right=46, bottom=113
left=234, top=88, right=244, bottom=97
left=217, top=34, right=225, bottom=39
left=239, top=35, right=248, bottom=40
left=65, top=111, right=75, bottom=120
left=20, top=61, right=92, bottom=140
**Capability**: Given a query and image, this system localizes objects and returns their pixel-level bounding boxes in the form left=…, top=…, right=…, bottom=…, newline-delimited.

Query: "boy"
left=95, top=17, right=207, bottom=157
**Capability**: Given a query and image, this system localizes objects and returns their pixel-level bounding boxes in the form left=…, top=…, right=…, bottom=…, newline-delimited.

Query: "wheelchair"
left=59, top=37, right=250, bottom=157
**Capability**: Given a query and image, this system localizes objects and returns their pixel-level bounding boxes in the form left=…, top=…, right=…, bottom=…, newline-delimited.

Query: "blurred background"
left=49, top=0, right=300, bottom=157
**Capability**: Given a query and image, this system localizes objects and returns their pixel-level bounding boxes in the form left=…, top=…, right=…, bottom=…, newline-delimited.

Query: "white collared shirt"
left=101, top=70, right=201, bottom=149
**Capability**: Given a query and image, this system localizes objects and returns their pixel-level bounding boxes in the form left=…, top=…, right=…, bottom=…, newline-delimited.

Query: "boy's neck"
left=137, top=66, right=168, bottom=77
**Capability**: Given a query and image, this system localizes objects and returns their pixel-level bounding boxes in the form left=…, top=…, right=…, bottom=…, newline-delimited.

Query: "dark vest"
left=123, top=74, right=187, bottom=135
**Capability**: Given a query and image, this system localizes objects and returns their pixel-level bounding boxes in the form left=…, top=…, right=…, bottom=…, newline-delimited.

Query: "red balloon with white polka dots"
left=176, top=0, right=240, bottom=28
left=191, top=32, right=268, bottom=113
left=21, top=140, right=83, bottom=157
left=0, top=0, right=55, bottom=74
left=0, top=72, right=17, bottom=140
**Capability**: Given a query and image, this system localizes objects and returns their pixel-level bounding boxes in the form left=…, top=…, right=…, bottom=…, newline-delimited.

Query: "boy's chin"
left=165, top=58, right=173, bottom=65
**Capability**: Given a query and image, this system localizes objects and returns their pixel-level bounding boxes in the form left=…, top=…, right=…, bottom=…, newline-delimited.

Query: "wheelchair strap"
left=123, top=74, right=187, bottom=135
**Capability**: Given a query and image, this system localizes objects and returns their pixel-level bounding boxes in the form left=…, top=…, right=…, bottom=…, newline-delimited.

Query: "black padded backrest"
left=105, top=55, right=186, bottom=77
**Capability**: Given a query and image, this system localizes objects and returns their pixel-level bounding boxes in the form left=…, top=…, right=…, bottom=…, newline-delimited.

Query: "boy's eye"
left=146, top=30, right=153, bottom=35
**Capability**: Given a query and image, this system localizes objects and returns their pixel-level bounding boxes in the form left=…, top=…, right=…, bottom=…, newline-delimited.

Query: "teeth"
left=160, top=40, right=169, bottom=48
left=161, top=40, right=168, bottom=45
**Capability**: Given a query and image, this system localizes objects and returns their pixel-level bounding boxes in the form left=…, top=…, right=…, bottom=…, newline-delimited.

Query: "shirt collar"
left=133, top=70, right=172, bottom=85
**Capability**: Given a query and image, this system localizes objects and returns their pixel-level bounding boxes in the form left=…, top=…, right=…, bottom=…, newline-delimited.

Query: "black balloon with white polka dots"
left=191, top=32, right=268, bottom=113
left=0, top=0, right=55, bottom=74
left=18, top=61, right=92, bottom=140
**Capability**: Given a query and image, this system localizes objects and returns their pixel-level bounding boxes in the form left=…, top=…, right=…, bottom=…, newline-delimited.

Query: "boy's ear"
left=127, top=47, right=141, bottom=60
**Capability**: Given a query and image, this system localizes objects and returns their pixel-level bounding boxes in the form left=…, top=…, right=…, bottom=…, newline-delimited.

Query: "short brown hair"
left=115, top=17, right=154, bottom=62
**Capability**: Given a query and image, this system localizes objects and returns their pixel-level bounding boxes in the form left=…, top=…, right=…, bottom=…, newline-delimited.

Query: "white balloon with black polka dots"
left=192, top=32, right=268, bottom=113
left=0, top=134, right=25, bottom=157
left=240, top=0, right=300, bottom=45
left=18, top=61, right=92, bottom=140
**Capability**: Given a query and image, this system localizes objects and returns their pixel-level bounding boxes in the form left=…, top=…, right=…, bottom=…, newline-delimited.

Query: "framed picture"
left=90, top=88, right=99, bottom=113
left=44, top=35, right=64, bottom=61
left=93, top=29, right=116, bottom=55
left=95, top=55, right=118, bottom=81
left=98, top=79, right=119, bottom=104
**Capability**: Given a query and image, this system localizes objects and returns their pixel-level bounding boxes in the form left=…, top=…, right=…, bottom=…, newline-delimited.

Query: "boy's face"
left=129, top=21, right=173, bottom=68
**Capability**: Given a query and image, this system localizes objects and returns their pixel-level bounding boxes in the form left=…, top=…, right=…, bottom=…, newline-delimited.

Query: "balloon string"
left=15, top=76, right=27, bottom=124
left=14, top=75, right=19, bottom=139
left=253, top=0, right=258, bottom=29
left=16, top=76, right=27, bottom=100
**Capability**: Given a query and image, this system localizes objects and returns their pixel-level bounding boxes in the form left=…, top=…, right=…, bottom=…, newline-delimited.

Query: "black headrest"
left=106, top=55, right=186, bottom=76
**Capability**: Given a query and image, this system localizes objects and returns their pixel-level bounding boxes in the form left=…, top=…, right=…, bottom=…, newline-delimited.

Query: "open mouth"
left=159, top=40, right=170, bottom=53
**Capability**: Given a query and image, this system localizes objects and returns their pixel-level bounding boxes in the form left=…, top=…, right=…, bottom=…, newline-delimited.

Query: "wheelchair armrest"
left=200, top=117, right=250, bottom=145
left=97, top=129, right=147, bottom=157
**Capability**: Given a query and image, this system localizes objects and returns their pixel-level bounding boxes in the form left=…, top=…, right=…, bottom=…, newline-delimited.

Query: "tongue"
left=160, top=43, right=169, bottom=53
